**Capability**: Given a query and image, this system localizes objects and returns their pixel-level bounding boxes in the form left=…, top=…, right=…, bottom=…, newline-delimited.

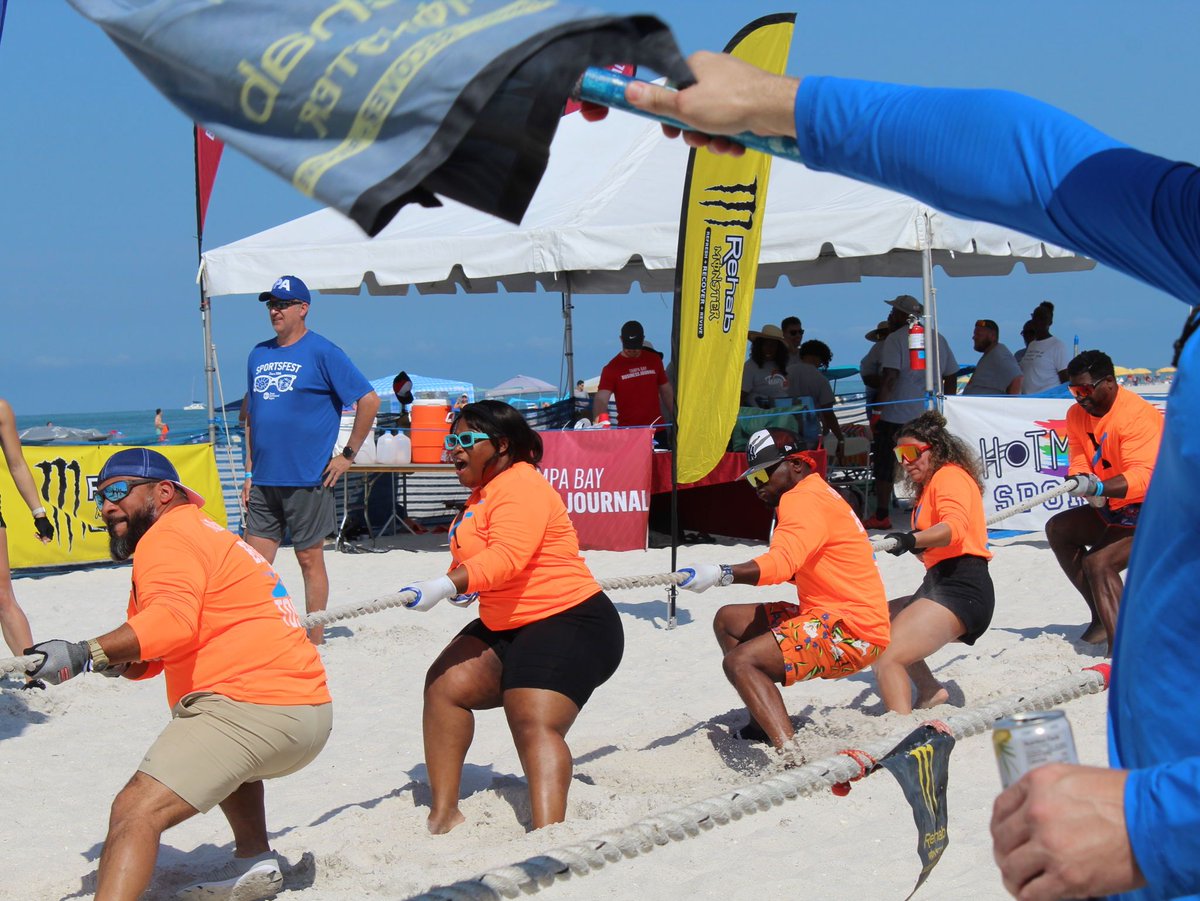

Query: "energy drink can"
left=993, top=710, right=1079, bottom=788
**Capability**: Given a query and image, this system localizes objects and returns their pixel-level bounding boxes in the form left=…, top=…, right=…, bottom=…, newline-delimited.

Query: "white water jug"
left=375, top=431, right=398, bottom=464
left=393, top=430, right=412, bottom=465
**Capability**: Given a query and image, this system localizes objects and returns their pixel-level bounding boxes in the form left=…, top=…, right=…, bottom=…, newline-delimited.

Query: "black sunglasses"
left=265, top=298, right=304, bottom=311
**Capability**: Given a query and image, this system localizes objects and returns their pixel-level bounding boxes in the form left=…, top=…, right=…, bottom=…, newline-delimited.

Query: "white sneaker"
left=175, top=852, right=283, bottom=901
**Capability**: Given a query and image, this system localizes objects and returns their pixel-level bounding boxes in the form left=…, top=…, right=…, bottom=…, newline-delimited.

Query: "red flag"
left=194, top=125, right=224, bottom=236
left=562, top=63, right=634, bottom=115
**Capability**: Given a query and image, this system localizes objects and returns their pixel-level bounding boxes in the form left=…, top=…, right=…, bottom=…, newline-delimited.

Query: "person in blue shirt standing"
left=243, top=275, right=380, bottom=645
left=587, top=49, right=1200, bottom=901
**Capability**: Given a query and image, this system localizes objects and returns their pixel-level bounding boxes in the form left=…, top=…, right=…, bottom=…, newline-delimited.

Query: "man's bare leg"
left=96, top=772, right=198, bottom=901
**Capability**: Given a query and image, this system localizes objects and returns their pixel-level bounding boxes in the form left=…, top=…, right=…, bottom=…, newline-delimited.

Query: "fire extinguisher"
left=908, top=317, right=926, bottom=371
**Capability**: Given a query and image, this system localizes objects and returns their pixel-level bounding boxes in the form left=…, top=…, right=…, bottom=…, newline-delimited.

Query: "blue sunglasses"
left=95, top=478, right=159, bottom=511
left=443, top=431, right=492, bottom=451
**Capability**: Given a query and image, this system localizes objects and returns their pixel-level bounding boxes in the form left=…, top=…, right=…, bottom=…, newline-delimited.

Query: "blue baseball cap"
left=258, top=275, right=311, bottom=303
left=97, top=448, right=205, bottom=507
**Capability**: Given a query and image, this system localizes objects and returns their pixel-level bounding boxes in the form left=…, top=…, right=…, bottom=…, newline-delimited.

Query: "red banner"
left=194, top=124, right=224, bottom=234
left=540, top=428, right=652, bottom=551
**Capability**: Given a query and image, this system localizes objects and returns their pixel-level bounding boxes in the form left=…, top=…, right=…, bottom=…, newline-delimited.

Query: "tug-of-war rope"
left=0, top=479, right=1079, bottom=679
left=407, top=665, right=1110, bottom=901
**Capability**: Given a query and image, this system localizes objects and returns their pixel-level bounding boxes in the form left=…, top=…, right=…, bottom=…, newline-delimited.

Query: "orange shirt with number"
left=125, top=504, right=330, bottom=708
left=451, top=462, right=600, bottom=630
left=912, top=462, right=991, bottom=569
left=752, top=474, right=890, bottom=646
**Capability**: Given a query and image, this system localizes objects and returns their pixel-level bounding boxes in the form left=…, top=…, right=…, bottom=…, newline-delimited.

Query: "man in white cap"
left=867, top=294, right=959, bottom=529
left=25, top=448, right=332, bottom=901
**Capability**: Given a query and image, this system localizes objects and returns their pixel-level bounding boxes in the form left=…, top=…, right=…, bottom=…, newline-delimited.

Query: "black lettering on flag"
left=879, top=724, right=956, bottom=899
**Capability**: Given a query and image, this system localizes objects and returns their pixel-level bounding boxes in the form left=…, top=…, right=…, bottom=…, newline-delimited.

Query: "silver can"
left=993, top=710, right=1079, bottom=788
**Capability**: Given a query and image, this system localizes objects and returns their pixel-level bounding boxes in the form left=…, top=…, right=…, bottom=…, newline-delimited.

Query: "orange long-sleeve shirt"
left=125, top=504, right=330, bottom=709
left=451, top=462, right=600, bottom=630
left=911, top=463, right=991, bottom=569
left=1066, top=386, right=1163, bottom=509
left=751, top=474, right=890, bottom=646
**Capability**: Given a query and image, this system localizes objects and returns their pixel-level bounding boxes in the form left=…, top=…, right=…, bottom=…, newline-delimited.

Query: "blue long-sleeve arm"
left=793, top=76, right=1200, bottom=304
left=791, top=75, right=1200, bottom=901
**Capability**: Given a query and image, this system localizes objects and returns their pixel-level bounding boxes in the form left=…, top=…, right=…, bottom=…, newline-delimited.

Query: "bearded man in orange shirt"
left=1049, top=350, right=1163, bottom=653
left=25, top=449, right=332, bottom=901
left=674, top=428, right=890, bottom=757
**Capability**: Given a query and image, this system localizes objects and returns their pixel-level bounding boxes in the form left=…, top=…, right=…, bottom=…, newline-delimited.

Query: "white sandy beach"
left=1, top=527, right=1109, bottom=901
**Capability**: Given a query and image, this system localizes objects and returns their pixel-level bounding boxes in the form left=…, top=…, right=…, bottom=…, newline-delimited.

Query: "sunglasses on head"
left=1068, top=376, right=1111, bottom=399
left=95, top=478, right=159, bottom=511
left=893, top=443, right=932, bottom=464
left=443, top=431, right=492, bottom=451
left=265, top=298, right=304, bottom=311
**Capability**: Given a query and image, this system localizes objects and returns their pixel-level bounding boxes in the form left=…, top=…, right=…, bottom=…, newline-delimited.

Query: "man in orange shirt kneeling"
left=675, top=428, right=890, bottom=760
left=25, top=449, right=332, bottom=901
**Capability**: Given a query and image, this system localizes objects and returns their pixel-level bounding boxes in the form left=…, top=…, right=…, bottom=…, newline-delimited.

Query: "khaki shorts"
left=139, top=692, right=332, bottom=813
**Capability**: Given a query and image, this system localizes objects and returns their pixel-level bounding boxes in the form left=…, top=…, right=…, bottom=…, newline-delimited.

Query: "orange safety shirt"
left=125, top=504, right=330, bottom=709
left=1067, top=386, right=1163, bottom=509
left=752, top=474, right=890, bottom=646
left=911, top=463, right=992, bottom=569
left=451, top=462, right=600, bottom=630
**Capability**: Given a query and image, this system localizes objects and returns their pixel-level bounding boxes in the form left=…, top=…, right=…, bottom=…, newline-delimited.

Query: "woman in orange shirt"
left=874, top=411, right=995, bottom=714
left=402, top=400, right=623, bottom=834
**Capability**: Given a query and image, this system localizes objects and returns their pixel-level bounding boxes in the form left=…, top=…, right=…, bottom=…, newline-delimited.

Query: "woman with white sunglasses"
left=872, top=410, right=995, bottom=714
left=402, top=400, right=623, bottom=835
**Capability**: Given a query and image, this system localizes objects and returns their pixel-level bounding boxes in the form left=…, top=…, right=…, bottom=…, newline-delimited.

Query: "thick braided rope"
left=871, top=478, right=1079, bottom=554
left=407, top=668, right=1108, bottom=901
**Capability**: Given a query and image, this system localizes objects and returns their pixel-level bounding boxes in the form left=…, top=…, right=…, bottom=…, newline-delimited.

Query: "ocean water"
left=15, top=407, right=240, bottom=446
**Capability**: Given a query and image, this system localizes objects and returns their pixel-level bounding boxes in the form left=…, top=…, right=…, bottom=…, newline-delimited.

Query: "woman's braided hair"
left=895, top=410, right=985, bottom=495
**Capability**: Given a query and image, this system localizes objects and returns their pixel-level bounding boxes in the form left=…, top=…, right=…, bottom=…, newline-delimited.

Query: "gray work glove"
left=24, top=640, right=91, bottom=685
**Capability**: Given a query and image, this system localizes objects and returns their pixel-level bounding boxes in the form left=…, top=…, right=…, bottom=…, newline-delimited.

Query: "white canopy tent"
left=202, top=103, right=1093, bottom=413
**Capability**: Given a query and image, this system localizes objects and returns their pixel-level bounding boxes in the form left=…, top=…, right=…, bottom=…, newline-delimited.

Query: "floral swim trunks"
left=762, top=603, right=881, bottom=687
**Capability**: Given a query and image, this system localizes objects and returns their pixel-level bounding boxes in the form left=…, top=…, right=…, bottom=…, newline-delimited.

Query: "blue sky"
left=3, top=3, right=1197, bottom=415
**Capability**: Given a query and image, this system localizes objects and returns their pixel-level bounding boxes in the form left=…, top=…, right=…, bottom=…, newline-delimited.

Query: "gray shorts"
left=246, top=484, right=335, bottom=549
left=139, top=692, right=333, bottom=813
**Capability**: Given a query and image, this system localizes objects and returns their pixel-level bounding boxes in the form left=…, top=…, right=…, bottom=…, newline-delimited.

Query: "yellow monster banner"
left=0, top=445, right=226, bottom=570
left=673, top=14, right=794, bottom=484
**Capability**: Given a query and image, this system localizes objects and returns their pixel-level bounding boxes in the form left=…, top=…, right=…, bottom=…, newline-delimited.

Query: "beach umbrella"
left=1113, top=366, right=1134, bottom=376
left=1157, top=366, right=1177, bottom=375
left=485, top=375, right=559, bottom=397
left=1129, top=367, right=1152, bottom=375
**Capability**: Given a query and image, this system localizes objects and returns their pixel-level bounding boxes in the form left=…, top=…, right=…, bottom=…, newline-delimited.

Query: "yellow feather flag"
left=671, top=14, right=794, bottom=483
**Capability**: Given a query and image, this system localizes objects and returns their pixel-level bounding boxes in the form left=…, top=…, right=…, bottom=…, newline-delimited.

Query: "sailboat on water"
left=183, top=377, right=205, bottom=411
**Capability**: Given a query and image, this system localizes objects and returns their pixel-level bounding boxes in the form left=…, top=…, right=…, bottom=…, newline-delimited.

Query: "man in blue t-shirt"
left=588, top=49, right=1200, bottom=901
left=243, top=275, right=379, bottom=645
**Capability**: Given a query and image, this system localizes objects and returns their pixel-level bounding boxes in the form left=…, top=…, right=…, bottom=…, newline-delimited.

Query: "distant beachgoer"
left=675, top=428, right=889, bottom=757
left=154, top=408, right=169, bottom=442
left=243, top=275, right=380, bottom=644
left=0, top=398, right=54, bottom=672
left=405, top=400, right=622, bottom=833
left=1012, top=319, right=1036, bottom=364
left=1020, top=301, right=1070, bottom=393
left=781, top=315, right=804, bottom=366
left=593, top=320, right=673, bottom=427
left=24, top=448, right=331, bottom=901
left=1048, top=350, right=1162, bottom=652
left=963, top=319, right=1023, bottom=395
left=874, top=411, right=995, bottom=713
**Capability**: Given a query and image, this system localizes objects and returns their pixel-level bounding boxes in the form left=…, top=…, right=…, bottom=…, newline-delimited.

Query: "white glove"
left=448, top=592, right=479, bottom=608
left=1067, top=473, right=1103, bottom=497
left=675, top=564, right=731, bottom=593
left=402, top=575, right=457, bottom=611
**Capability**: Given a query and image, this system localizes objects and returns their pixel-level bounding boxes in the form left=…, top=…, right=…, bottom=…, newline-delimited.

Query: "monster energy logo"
left=699, top=178, right=759, bottom=229
left=33, top=458, right=104, bottom=552
left=907, top=744, right=939, bottom=815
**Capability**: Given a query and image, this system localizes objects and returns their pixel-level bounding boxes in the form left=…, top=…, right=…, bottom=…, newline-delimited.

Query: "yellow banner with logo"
left=673, top=15, right=794, bottom=484
left=0, top=444, right=226, bottom=570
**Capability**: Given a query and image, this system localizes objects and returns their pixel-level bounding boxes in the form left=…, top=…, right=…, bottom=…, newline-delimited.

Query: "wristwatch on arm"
left=341, top=445, right=356, bottom=461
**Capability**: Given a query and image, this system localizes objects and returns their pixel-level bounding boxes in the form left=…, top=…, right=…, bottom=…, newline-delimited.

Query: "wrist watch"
left=718, top=564, right=735, bottom=587
left=86, top=638, right=111, bottom=672
left=341, top=445, right=356, bottom=460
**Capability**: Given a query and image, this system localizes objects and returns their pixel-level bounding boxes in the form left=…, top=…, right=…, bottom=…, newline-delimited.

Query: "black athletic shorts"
left=872, top=419, right=904, bottom=482
left=457, top=592, right=624, bottom=709
left=908, top=554, right=995, bottom=645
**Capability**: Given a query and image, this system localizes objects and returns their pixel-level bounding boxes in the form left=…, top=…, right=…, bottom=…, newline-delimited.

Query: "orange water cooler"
left=410, top=400, right=451, bottom=463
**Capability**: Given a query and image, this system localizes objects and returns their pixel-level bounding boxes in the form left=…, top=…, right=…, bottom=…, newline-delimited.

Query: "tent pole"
left=202, top=286, right=217, bottom=445
left=920, top=213, right=938, bottom=410
left=561, top=277, right=574, bottom=401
